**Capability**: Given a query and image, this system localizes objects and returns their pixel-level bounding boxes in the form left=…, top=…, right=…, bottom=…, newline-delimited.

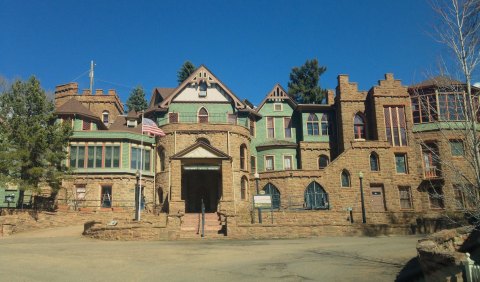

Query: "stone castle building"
left=47, top=65, right=477, bottom=237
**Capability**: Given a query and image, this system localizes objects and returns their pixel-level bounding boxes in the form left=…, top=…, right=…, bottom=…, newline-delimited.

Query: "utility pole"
left=89, top=60, right=94, bottom=94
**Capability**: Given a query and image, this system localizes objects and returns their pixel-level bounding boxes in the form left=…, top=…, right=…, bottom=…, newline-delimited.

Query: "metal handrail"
left=201, top=199, right=205, bottom=238
left=158, top=112, right=249, bottom=128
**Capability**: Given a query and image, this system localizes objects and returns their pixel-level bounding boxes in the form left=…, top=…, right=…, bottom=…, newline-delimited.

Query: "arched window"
left=321, top=114, right=329, bottom=135
left=241, top=176, right=248, bottom=200
left=198, top=107, right=208, bottom=123
left=318, top=155, right=329, bottom=169
left=354, top=113, right=366, bottom=139
left=305, top=182, right=329, bottom=210
left=341, top=170, right=351, bottom=187
left=263, top=183, right=280, bottom=209
left=102, top=111, right=109, bottom=126
left=158, top=147, right=166, bottom=172
left=240, top=144, right=247, bottom=170
left=307, top=113, right=319, bottom=135
left=370, top=152, right=380, bottom=171
left=196, top=138, right=210, bottom=145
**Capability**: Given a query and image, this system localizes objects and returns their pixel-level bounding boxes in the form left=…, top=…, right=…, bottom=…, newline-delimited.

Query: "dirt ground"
left=0, top=226, right=424, bottom=281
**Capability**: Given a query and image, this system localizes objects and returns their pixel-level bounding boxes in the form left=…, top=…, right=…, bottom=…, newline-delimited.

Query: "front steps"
left=180, top=213, right=225, bottom=239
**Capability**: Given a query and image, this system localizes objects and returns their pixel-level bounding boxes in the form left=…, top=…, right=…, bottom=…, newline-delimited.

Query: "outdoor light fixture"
left=254, top=173, right=262, bottom=224
left=359, top=171, right=366, bottom=223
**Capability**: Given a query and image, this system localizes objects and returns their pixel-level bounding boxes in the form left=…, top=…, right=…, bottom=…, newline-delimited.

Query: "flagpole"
left=138, top=111, right=144, bottom=221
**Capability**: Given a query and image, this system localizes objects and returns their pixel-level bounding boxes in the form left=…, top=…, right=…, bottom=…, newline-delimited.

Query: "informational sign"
left=253, top=195, right=272, bottom=209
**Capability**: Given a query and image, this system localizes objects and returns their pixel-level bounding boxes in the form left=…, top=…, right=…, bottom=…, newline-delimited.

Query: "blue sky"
left=0, top=0, right=460, bottom=106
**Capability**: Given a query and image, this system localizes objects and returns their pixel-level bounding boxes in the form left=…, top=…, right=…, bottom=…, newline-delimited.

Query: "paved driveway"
left=0, top=226, right=423, bottom=281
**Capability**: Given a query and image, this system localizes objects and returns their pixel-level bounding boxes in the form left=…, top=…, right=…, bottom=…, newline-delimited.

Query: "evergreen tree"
left=288, top=59, right=328, bottom=104
left=0, top=77, right=72, bottom=194
left=126, top=86, right=148, bottom=113
left=177, top=61, right=196, bottom=85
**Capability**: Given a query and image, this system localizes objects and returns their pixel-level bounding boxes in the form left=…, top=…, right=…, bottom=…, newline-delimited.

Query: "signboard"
left=253, top=195, right=272, bottom=209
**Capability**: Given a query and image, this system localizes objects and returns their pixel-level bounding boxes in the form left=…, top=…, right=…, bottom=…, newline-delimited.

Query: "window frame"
left=273, top=103, right=283, bottom=111
left=263, top=183, right=281, bottom=209
left=198, top=107, right=209, bottom=123
left=370, top=152, right=380, bottom=171
left=398, top=186, right=413, bottom=210
left=341, top=170, right=351, bottom=187
left=450, top=140, right=465, bottom=156
left=394, top=153, right=408, bottom=174
left=304, top=181, right=329, bottom=210
left=240, top=144, right=247, bottom=171
left=240, top=176, right=248, bottom=200
left=318, top=155, right=329, bottom=169
left=384, top=106, right=408, bottom=146
left=283, top=155, right=293, bottom=170
left=265, top=155, right=275, bottom=171
left=353, top=113, right=366, bottom=140
left=307, top=113, right=319, bottom=136
left=266, top=117, right=275, bottom=138
left=284, top=117, right=292, bottom=139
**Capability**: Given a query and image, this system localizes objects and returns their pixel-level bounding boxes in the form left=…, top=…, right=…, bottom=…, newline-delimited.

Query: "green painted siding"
left=122, top=142, right=130, bottom=169
left=251, top=100, right=298, bottom=171
left=74, top=118, right=82, bottom=130
left=301, top=112, right=331, bottom=142
left=257, top=148, right=297, bottom=172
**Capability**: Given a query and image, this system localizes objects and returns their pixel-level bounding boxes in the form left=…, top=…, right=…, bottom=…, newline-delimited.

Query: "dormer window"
left=102, top=111, right=109, bottom=126
left=199, top=81, right=207, bottom=97
left=127, top=119, right=137, bottom=127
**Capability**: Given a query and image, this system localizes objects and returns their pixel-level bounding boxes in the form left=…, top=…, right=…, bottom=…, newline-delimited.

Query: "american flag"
left=142, top=118, right=165, bottom=137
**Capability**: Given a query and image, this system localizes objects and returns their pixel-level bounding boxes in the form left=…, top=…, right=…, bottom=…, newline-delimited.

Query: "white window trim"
left=273, top=103, right=283, bottom=111
left=266, top=117, right=275, bottom=139
left=283, top=154, right=294, bottom=170
left=265, top=155, right=275, bottom=171
left=283, top=117, right=292, bottom=139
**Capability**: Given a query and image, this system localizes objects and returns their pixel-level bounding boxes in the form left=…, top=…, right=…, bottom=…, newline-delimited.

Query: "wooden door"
left=370, top=185, right=386, bottom=212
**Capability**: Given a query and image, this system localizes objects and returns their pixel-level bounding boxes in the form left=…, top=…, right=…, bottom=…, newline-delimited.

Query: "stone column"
left=169, top=159, right=185, bottom=214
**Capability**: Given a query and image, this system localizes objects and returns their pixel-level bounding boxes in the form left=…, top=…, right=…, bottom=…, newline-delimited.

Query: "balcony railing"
left=424, top=167, right=441, bottom=179
left=158, top=113, right=248, bottom=128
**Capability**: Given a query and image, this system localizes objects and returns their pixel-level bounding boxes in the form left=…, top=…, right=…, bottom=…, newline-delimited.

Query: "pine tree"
left=177, top=61, right=196, bottom=85
left=288, top=59, right=328, bottom=104
left=126, top=86, right=148, bottom=113
left=0, top=77, right=72, bottom=195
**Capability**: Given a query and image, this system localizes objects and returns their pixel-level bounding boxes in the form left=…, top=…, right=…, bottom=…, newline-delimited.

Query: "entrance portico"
left=168, top=141, right=233, bottom=214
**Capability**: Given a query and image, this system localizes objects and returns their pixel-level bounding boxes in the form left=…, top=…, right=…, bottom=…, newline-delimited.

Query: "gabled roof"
left=148, top=88, right=176, bottom=108
left=156, top=65, right=247, bottom=110
left=56, top=98, right=101, bottom=121
left=256, top=84, right=297, bottom=112
left=109, top=115, right=142, bottom=134
left=170, top=141, right=231, bottom=160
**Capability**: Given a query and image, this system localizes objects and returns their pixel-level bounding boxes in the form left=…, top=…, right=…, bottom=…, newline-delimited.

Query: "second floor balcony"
left=158, top=112, right=249, bottom=128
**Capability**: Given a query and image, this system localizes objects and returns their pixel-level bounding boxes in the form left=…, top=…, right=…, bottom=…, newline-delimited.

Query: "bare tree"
left=414, top=0, right=480, bottom=226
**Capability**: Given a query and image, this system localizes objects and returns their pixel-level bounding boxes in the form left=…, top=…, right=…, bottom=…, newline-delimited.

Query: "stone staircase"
left=180, top=213, right=226, bottom=239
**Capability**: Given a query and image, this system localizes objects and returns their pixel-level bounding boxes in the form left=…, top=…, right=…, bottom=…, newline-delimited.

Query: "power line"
left=70, top=69, right=90, bottom=82
left=96, top=78, right=136, bottom=91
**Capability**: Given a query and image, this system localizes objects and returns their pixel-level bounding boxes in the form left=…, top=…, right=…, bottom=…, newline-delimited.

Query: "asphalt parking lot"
left=0, top=225, right=423, bottom=281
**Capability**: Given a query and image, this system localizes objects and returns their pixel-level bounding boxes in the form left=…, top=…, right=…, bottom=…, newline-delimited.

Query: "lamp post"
left=254, top=173, right=262, bottom=224
left=135, top=170, right=140, bottom=221
left=359, top=172, right=366, bottom=224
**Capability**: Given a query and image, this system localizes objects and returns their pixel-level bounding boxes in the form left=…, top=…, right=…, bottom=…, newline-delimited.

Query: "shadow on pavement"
left=395, top=257, right=425, bottom=282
